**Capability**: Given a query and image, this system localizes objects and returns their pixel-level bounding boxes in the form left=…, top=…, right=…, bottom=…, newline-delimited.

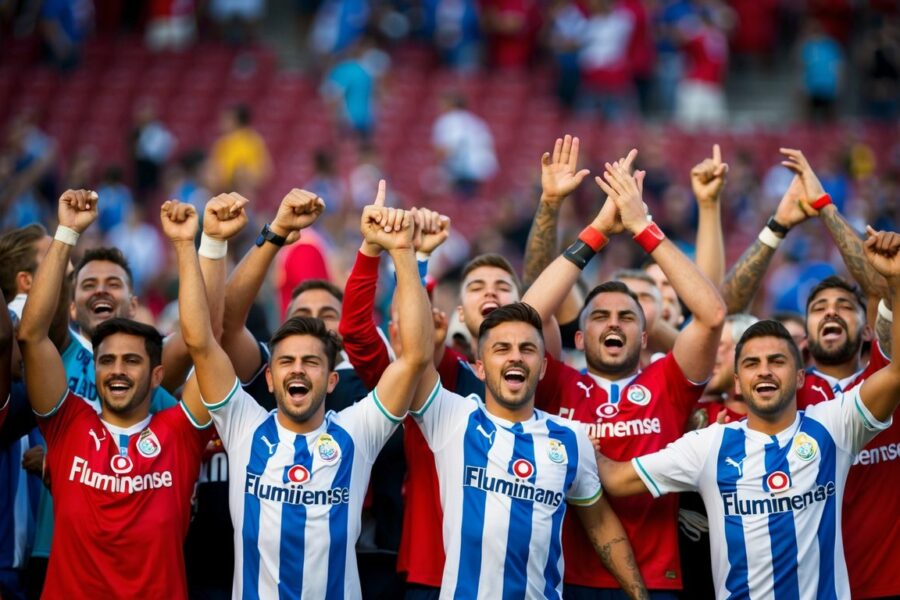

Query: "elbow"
left=702, top=297, right=727, bottom=331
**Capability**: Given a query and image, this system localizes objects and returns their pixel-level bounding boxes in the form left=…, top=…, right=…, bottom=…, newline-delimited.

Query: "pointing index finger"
left=374, top=179, right=386, bottom=207
left=713, top=144, right=721, bottom=165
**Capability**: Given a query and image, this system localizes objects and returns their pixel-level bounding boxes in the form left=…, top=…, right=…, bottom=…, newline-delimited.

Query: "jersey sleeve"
left=631, top=427, right=714, bottom=498
left=35, top=390, right=93, bottom=448
left=203, top=378, right=269, bottom=449
left=333, top=388, right=404, bottom=462
left=806, top=386, right=892, bottom=455
left=566, top=422, right=603, bottom=506
left=410, top=380, right=478, bottom=452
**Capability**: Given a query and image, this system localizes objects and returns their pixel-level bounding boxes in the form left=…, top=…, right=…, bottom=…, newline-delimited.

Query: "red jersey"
left=796, top=342, right=898, bottom=598
left=536, top=352, right=705, bottom=590
left=38, top=391, right=210, bottom=599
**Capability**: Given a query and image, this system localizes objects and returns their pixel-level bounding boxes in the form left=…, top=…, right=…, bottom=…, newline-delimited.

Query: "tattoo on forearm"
left=596, top=536, right=647, bottom=600
left=721, top=239, right=776, bottom=314
left=820, top=208, right=889, bottom=299
left=876, top=315, right=893, bottom=358
left=523, top=201, right=561, bottom=288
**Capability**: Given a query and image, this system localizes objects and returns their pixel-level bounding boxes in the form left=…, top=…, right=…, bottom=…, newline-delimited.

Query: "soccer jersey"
left=536, top=352, right=706, bottom=589
left=36, top=390, right=210, bottom=599
left=206, top=378, right=402, bottom=599
left=413, top=383, right=602, bottom=599
left=633, top=387, right=891, bottom=600
left=796, top=341, right=898, bottom=598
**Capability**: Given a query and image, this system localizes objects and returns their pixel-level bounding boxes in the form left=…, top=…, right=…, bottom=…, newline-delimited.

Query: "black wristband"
left=766, top=216, right=790, bottom=237
left=563, top=240, right=597, bottom=270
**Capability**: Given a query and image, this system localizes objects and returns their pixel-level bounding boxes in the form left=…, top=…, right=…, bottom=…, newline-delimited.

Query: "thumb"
left=574, top=168, right=591, bottom=183
left=373, top=179, right=387, bottom=207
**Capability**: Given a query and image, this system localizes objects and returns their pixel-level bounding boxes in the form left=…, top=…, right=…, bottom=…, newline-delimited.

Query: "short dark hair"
left=478, top=302, right=544, bottom=349
left=268, top=316, right=342, bottom=371
left=75, top=247, right=134, bottom=291
left=734, top=320, right=803, bottom=371
left=805, top=276, right=866, bottom=315
left=91, top=318, right=163, bottom=368
left=291, top=279, right=343, bottom=303
left=580, top=281, right=646, bottom=329
left=461, top=253, right=522, bottom=295
left=0, top=224, right=47, bottom=301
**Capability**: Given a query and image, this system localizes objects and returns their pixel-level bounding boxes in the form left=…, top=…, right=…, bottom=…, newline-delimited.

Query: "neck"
left=587, top=364, right=639, bottom=382
left=277, top=410, right=325, bottom=434
left=746, top=405, right=797, bottom=436
left=485, top=396, right=535, bottom=423
left=100, top=404, right=151, bottom=429
left=812, top=355, right=860, bottom=380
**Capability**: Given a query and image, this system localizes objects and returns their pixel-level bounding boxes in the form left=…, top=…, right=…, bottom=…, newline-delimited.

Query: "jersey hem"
left=409, top=379, right=441, bottom=418
left=632, top=457, right=662, bottom=497
left=33, top=389, right=68, bottom=418
left=372, top=388, right=406, bottom=424
left=567, top=486, right=603, bottom=506
left=203, top=378, right=241, bottom=411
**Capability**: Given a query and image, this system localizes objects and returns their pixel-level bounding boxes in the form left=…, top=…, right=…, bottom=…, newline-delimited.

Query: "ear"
left=15, top=271, right=32, bottom=294
left=326, top=370, right=339, bottom=393
left=456, top=304, right=466, bottom=327
left=150, top=364, right=164, bottom=389
left=128, top=295, right=140, bottom=318
left=796, top=368, right=805, bottom=389
left=861, top=322, right=873, bottom=343
left=538, top=355, right=547, bottom=381
left=69, top=300, right=77, bottom=321
left=574, top=330, right=585, bottom=351
left=640, top=330, right=648, bottom=350
left=265, top=365, right=274, bottom=393
left=474, top=359, right=486, bottom=382
left=733, top=372, right=741, bottom=398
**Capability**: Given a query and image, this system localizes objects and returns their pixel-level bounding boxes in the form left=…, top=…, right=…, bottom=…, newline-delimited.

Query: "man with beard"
left=409, top=302, right=647, bottom=599
left=596, top=236, right=900, bottom=598
left=721, top=149, right=896, bottom=599
left=522, top=153, right=726, bottom=599
left=16, top=189, right=213, bottom=598
left=170, top=181, right=435, bottom=598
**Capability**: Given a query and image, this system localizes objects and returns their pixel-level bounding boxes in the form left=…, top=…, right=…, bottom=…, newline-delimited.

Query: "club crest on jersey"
left=110, top=454, right=134, bottom=474
left=285, top=464, right=311, bottom=484
left=596, top=403, right=619, bottom=419
left=511, top=459, right=535, bottom=479
left=764, top=470, right=791, bottom=493
left=137, top=428, right=161, bottom=458
left=316, top=434, right=340, bottom=463
left=792, top=433, right=818, bottom=461
left=547, top=440, right=567, bottom=464
left=625, top=384, right=651, bottom=406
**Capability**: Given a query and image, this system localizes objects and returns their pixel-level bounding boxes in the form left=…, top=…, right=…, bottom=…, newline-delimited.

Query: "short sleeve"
left=566, top=422, right=602, bottom=506
left=204, top=378, right=269, bottom=449
left=806, top=386, right=892, bottom=455
left=632, top=427, right=715, bottom=498
left=333, top=389, right=404, bottom=462
left=35, top=390, right=93, bottom=448
left=411, top=381, right=478, bottom=452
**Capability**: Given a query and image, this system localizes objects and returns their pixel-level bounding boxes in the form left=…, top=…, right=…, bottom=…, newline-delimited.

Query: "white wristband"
left=758, top=226, right=782, bottom=249
left=878, top=299, right=893, bottom=323
left=198, top=233, right=227, bottom=259
left=54, top=226, right=80, bottom=246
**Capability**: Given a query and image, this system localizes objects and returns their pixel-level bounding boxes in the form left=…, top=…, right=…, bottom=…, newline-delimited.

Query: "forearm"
left=523, top=199, right=562, bottom=288
left=820, top=205, right=890, bottom=300
left=522, top=254, right=583, bottom=324
left=339, top=250, right=391, bottom=389
left=18, top=241, right=71, bottom=343
left=222, top=244, right=279, bottom=339
left=695, top=203, right=725, bottom=287
left=721, top=239, right=777, bottom=314
left=650, top=239, right=725, bottom=328
left=390, top=249, right=432, bottom=367
left=174, top=241, right=215, bottom=352
left=590, top=522, right=647, bottom=600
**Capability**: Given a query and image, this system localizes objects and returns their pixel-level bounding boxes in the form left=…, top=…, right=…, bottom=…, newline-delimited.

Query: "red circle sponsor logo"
left=287, top=465, right=311, bottom=484
left=512, top=459, right=534, bottom=479
left=596, top=403, right=619, bottom=419
left=766, top=471, right=790, bottom=492
left=110, top=455, right=133, bottom=474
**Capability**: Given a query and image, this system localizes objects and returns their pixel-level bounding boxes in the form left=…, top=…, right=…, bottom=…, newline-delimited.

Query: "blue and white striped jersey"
left=633, top=386, right=891, bottom=599
left=413, top=383, right=602, bottom=599
left=206, top=379, right=402, bottom=599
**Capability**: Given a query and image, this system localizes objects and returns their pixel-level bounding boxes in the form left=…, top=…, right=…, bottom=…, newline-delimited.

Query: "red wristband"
left=578, top=226, right=609, bottom=252
left=633, top=222, right=666, bottom=253
left=810, top=193, right=832, bottom=211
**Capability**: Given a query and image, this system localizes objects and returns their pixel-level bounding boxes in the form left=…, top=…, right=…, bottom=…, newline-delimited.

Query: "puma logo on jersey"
left=725, top=457, right=744, bottom=477
left=88, top=428, right=107, bottom=452
left=261, top=435, right=278, bottom=455
left=576, top=381, right=594, bottom=397
left=475, top=424, right=496, bottom=443
left=811, top=385, right=831, bottom=402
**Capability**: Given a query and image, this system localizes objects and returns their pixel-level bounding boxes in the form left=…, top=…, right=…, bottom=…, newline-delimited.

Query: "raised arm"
left=857, top=228, right=900, bottom=422
left=691, top=144, right=728, bottom=286
left=160, top=194, right=249, bottom=392
left=364, top=182, right=434, bottom=417
left=598, top=160, right=726, bottom=383
left=221, top=189, right=324, bottom=381
left=161, top=200, right=234, bottom=423
left=721, top=175, right=810, bottom=314
left=572, top=498, right=648, bottom=600
left=18, top=190, right=97, bottom=413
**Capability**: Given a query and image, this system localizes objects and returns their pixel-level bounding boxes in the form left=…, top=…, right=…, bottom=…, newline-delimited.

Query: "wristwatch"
left=255, top=223, right=287, bottom=248
left=766, top=216, right=791, bottom=237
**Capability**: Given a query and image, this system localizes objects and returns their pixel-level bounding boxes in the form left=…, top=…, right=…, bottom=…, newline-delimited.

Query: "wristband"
left=578, top=226, right=609, bottom=252
left=810, top=193, right=833, bottom=211
left=766, top=216, right=790, bottom=237
left=198, top=233, right=228, bottom=259
left=563, top=240, right=597, bottom=271
left=633, top=222, right=666, bottom=254
left=878, top=299, right=893, bottom=323
left=54, top=226, right=80, bottom=246
left=757, top=226, right=782, bottom=249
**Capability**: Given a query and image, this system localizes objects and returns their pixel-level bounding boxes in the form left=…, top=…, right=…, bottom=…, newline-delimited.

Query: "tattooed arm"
left=819, top=205, right=890, bottom=302
left=876, top=294, right=893, bottom=358
left=573, top=497, right=648, bottom=600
